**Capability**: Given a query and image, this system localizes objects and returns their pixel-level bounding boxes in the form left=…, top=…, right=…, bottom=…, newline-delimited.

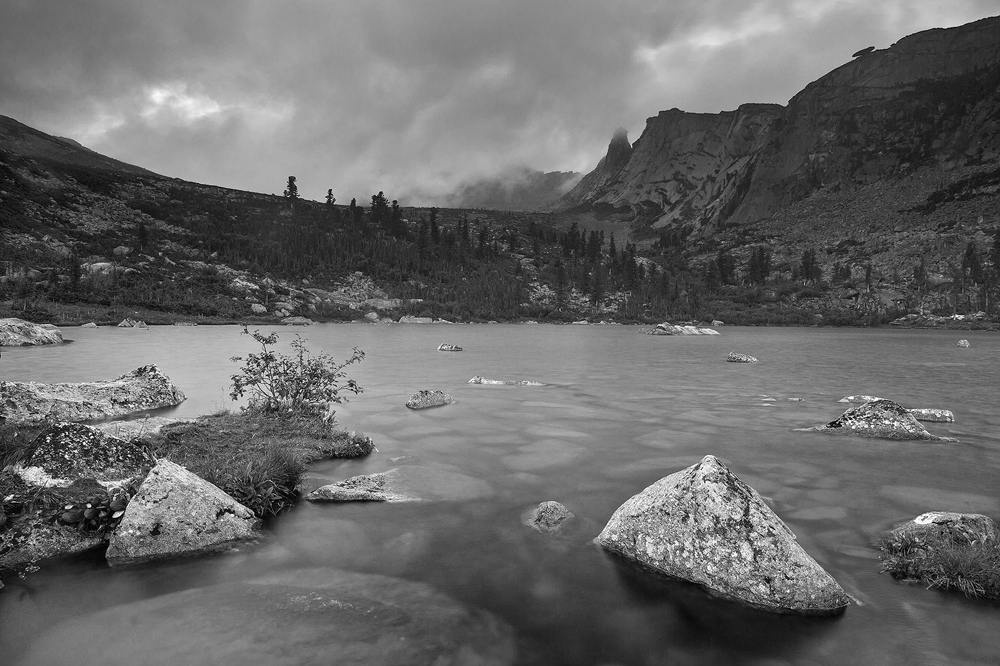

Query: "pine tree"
left=284, top=176, right=299, bottom=209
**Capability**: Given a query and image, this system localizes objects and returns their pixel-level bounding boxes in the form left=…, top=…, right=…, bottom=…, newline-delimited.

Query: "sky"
left=1, top=0, right=997, bottom=205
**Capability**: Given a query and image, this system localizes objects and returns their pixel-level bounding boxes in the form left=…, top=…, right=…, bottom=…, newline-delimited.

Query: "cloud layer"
left=1, top=0, right=996, bottom=204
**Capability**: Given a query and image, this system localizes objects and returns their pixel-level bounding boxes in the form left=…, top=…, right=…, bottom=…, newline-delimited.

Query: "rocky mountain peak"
left=606, top=128, right=632, bottom=170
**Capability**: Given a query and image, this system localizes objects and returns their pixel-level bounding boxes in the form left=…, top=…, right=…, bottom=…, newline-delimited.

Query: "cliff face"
left=556, top=15, right=1000, bottom=234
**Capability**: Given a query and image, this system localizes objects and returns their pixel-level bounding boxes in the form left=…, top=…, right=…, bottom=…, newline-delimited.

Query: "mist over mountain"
left=442, top=167, right=581, bottom=211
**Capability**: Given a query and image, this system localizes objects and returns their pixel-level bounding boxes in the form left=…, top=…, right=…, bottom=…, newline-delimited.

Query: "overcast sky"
left=1, top=1, right=996, bottom=204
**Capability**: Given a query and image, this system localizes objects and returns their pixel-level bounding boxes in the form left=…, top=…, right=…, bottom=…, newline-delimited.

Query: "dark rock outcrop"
left=106, top=459, right=260, bottom=566
left=0, top=364, right=186, bottom=425
left=523, top=501, right=574, bottom=533
left=405, top=390, right=454, bottom=409
left=0, top=318, right=63, bottom=346
left=17, top=568, right=517, bottom=666
left=596, top=455, right=850, bottom=614
left=801, top=398, right=957, bottom=441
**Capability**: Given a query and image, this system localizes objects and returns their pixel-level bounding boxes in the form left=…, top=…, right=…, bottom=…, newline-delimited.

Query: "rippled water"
left=1, top=324, right=999, bottom=665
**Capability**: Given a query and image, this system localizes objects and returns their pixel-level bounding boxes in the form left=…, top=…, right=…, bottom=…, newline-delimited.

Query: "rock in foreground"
left=0, top=364, right=186, bottom=426
left=800, top=399, right=957, bottom=441
left=17, top=568, right=517, bottom=666
left=106, top=459, right=260, bottom=566
left=406, top=389, right=454, bottom=410
left=726, top=352, right=758, bottom=363
left=468, top=376, right=543, bottom=386
left=0, top=318, right=63, bottom=346
left=596, top=455, right=850, bottom=614
left=18, top=422, right=152, bottom=487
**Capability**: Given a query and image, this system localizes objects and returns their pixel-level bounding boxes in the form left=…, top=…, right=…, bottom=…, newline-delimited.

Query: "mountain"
left=442, top=167, right=581, bottom=211
left=555, top=15, right=1000, bottom=238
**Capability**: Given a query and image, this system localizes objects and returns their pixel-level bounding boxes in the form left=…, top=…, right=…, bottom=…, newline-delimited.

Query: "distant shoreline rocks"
left=799, top=398, right=957, bottom=441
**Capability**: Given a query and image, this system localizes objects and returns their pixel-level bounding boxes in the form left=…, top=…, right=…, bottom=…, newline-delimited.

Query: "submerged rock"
left=0, top=318, right=63, bottom=346
left=106, top=459, right=260, bottom=566
left=726, top=352, right=758, bottom=363
left=800, top=399, right=957, bottom=441
left=957, top=339, right=971, bottom=348
left=837, top=395, right=883, bottom=403
left=468, top=376, right=543, bottom=386
left=437, top=343, right=463, bottom=351
left=306, top=465, right=493, bottom=503
left=17, top=568, right=517, bottom=666
left=0, top=364, right=186, bottom=426
left=906, top=408, right=955, bottom=423
left=596, top=455, right=850, bottom=614
left=406, top=389, right=454, bottom=410
left=523, top=501, right=574, bottom=533
left=0, top=515, right=106, bottom=568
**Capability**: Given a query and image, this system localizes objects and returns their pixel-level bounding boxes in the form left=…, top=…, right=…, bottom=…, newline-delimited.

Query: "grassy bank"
left=878, top=530, right=1000, bottom=601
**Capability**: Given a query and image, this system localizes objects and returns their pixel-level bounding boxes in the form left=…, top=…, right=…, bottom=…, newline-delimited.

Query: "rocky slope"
left=555, top=16, right=1000, bottom=239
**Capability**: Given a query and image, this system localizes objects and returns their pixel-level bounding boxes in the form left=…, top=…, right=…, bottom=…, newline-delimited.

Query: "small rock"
left=800, top=399, right=957, bottom=441
left=364, top=312, right=379, bottom=322
left=117, top=318, right=148, bottom=328
left=890, top=511, right=999, bottom=545
left=306, top=466, right=493, bottom=503
left=957, top=339, right=970, bottom=348
left=906, top=408, right=955, bottom=423
left=468, top=376, right=543, bottom=386
left=398, top=315, right=434, bottom=324
left=726, top=352, right=758, bottom=363
left=523, top=501, right=574, bottom=533
left=250, top=303, right=267, bottom=315
left=282, top=316, right=313, bottom=325
left=437, top=343, right=463, bottom=351
left=406, top=390, right=454, bottom=410
left=837, top=395, right=883, bottom=403
left=80, top=322, right=98, bottom=328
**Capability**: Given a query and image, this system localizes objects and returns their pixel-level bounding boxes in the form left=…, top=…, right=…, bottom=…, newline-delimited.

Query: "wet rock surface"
left=0, top=364, right=186, bottom=426
left=306, top=465, right=494, bottom=503
left=596, top=455, right=850, bottom=614
left=0, top=318, right=63, bottom=346
left=16, top=567, right=517, bottom=666
left=523, top=501, right=575, bottom=533
left=406, top=389, right=454, bottom=409
left=802, top=399, right=957, bottom=441
left=906, top=408, right=955, bottom=423
left=727, top=352, right=758, bottom=363
left=468, top=376, right=543, bottom=386
left=106, top=459, right=260, bottom=566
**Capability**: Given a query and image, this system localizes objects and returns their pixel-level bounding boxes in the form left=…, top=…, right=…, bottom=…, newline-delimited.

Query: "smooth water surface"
left=1, top=324, right=998, bottom=665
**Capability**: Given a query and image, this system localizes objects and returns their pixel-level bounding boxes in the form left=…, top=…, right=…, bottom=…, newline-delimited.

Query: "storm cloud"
left=1, top=0, right=996, bottom=204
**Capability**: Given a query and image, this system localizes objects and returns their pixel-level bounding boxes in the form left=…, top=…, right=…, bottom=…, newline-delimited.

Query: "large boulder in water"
left=405, top=389, right=453, bottom=409
left=0, top=318, right=63, bottom=346
left=800, top=398, right=957, bottom=441
left=0, top=364, right=186, bottom=425
left=106, top=459, right=260, bottom=566
left=596, top=455, right=850, bottom=615
left=16, top=568, right=517, bottom=666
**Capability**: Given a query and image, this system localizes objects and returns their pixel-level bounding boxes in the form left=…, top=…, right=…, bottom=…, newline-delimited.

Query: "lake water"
left=1, top=324, right=999, bottom=665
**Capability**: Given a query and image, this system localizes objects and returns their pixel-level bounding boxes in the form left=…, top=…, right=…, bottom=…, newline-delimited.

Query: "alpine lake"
left=1, top=323, right=998, bottom=665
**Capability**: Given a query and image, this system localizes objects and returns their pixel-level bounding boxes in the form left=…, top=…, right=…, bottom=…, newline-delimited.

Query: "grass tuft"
left=878, top=530, right=1000, bottom=601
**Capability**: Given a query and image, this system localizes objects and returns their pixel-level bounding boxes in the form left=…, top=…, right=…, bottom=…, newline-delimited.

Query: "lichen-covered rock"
left=0, top=318, right=63, bottom=346
left=888, top=511, right=999, bottom=546
left=596, top=455, right=850, bottom=614
left=106, top=459, right=260, bottom=566
left=306, top=466, right=493, bottom=503
left=91, top=416, right=194, bottom=441
left=726, top=352, right=758, bottom=363
left=801, top=398, right=957, bottom=441
left=0, top=364, right=186, bottom=425
left=17, top=568, right=517, bottom=666
left=468, top=376, right=543, bottom=386
left=17, top=422, right=152, bottom=487
left=0, top=516, right=106, bottom=568
left=907, top=408, right=955, bottom=423
left=523, top=501, right=574, bottom=533
left=405, top=389, right=453, bottom=409
left=437, top=343, right=463, bottom=351
left=957, top=339, right=971, bottom=348
left=837, top=395, right=883, bottom=403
